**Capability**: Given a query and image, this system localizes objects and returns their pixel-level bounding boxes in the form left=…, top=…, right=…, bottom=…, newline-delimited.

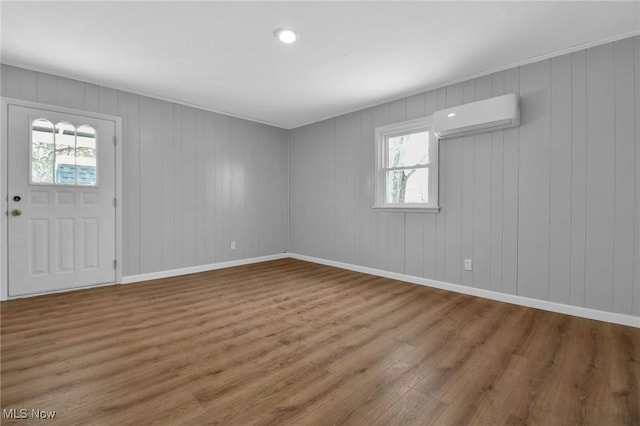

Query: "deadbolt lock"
left=13, top=195, right=21, bottom=202
left=11, top=209, right=21, bottom=217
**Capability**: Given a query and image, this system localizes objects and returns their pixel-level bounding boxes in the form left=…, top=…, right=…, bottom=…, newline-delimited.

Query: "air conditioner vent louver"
left=433, top=93, right=520, bottom=139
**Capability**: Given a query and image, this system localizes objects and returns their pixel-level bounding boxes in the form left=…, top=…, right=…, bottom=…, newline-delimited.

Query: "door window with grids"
left=31, top=118, right=98, bottom=186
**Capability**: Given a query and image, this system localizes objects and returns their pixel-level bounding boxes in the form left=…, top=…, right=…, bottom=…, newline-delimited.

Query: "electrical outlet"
left=464, top=259, right=472, bottom=271
left=230, top=241, right=236, bottom=250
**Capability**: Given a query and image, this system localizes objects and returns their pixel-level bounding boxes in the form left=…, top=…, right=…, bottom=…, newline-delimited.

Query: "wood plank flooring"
left=1, top=258, right=639, bottom=425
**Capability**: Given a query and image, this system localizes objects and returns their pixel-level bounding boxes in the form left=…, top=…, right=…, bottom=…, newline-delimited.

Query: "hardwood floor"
left=1, top=258, right=638, bottom=425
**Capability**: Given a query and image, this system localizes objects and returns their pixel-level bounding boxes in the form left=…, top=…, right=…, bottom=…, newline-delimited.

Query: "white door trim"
left=1, top=97, right=123, bottom=300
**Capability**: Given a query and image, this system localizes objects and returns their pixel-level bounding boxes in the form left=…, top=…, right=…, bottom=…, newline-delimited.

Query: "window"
left=31, top=119, right=97, bottom=186
left=374, top=116, right=439, bottom=212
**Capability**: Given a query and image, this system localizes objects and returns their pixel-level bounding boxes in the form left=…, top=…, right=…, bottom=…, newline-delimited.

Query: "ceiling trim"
left=293, top=30, right=640, bottom=129
left=0, top=60, right=287, bottom=129
left=3, top=30, right=637, bottom=130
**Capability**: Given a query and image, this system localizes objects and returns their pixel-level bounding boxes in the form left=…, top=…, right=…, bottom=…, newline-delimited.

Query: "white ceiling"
left=1, top=1, right=638, bottom=129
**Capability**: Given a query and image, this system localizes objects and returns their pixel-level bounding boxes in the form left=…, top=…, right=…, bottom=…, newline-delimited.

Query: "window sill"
left=373, top=206, right=440, bottom=213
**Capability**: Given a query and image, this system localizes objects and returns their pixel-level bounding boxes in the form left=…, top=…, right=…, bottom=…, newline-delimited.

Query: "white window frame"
left=374, top=116, right=439, bottom=212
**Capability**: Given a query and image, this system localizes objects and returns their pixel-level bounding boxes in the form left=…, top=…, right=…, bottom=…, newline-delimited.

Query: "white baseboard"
left=6, top=250, right=638, bottom=328
left=2, top=253, right=288, bottom=300
left=121, top=253, right=288, bottom=284
left=3, top=281, right=116, bottom=300
left=287, top=253, right=640, bottom=328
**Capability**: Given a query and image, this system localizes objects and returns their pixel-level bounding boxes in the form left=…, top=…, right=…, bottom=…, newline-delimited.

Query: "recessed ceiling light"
left=447, top=113, right=456, bottom=118
left=275, top=28, right=297, bottom=44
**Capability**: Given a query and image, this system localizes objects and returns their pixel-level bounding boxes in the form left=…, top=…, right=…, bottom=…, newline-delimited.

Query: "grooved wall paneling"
left=585, top=44, right=616, bottom=312
left=613, top=38, right=636, bottom=315
left=289, top=37, right=639, bottom=316
left=517, top=60, right=551, bottom=301
left=549, top=54, right=572, bottom=305
left=570, top=50, right=588, bottom=308
left=2, top=64, right=289, bottom=276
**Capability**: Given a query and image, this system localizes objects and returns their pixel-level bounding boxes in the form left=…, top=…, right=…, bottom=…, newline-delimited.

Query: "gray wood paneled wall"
left=1, top=64, right=289, bottom=277
left=290, top=36, right=640, bottom=316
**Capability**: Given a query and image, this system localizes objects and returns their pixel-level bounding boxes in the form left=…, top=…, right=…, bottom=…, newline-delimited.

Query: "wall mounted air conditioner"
left=433, top=93, right=520, bottom=139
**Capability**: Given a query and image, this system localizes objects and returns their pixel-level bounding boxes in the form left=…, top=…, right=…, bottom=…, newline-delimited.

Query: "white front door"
left=7, top=105, right=116, bottom=296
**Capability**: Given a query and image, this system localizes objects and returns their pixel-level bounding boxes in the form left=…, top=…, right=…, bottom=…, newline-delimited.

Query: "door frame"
left=1, top=97, right=123, bottom=300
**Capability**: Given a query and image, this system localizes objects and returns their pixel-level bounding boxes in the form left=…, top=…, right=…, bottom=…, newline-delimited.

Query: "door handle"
left=11, top=209, right=21, bottom=217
